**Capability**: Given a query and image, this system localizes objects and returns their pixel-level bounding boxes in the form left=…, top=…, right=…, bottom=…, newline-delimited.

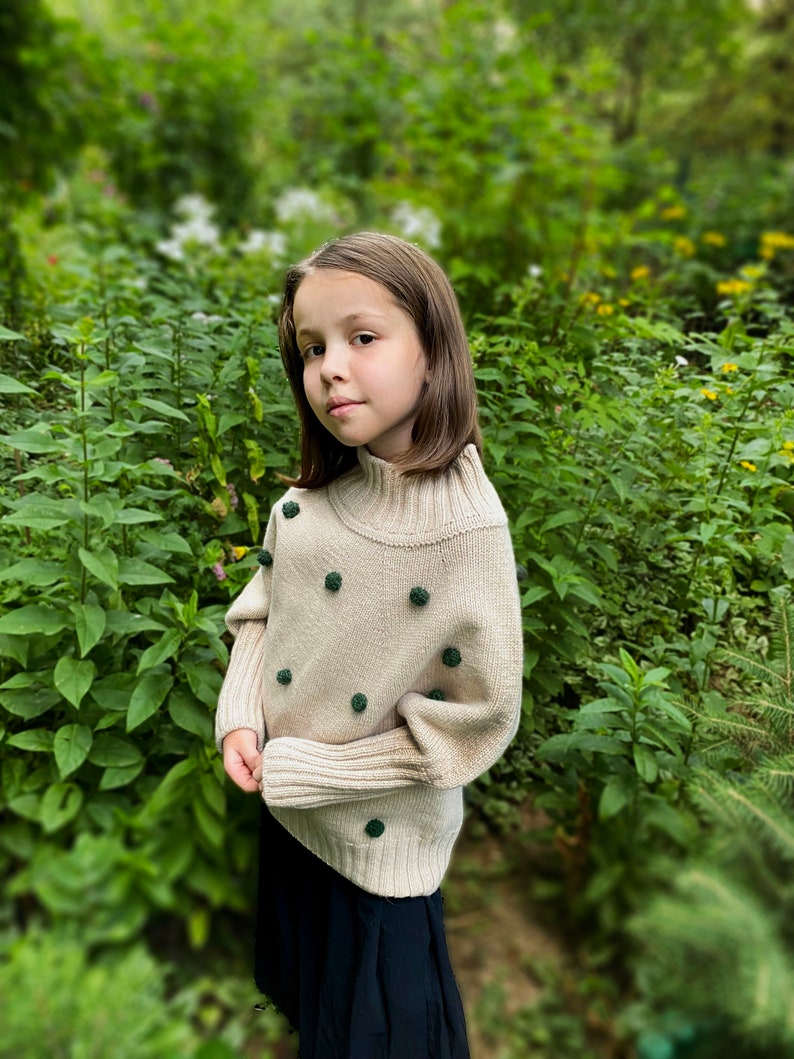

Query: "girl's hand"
left=222, top=729, right=262, bottom=792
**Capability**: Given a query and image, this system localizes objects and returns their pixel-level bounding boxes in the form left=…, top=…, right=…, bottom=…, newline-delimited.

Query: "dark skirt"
left=255, top=805, right=471, bottom=1059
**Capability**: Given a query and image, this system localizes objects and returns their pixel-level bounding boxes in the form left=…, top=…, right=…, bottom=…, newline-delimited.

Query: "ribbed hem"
left=269, top=786, right=464, bottom=897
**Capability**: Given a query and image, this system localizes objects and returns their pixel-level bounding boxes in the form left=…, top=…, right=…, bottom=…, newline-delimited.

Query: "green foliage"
left=629, top=599, right=794, bottom=1054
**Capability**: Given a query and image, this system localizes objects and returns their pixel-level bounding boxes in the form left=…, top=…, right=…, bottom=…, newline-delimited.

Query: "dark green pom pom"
left=257, top=549, right=273, bottom=567
left=276, top=668, right=292, bottom=686
left=428, top=689, right=446, bottom=701
left=325, top=571, right=342, bottom=592
left=365, top=818, right=385, bottom=838
left=409, top=586, right=430, bottom=607
left=282, top=501, right=300, bottom=519
left=351, top=693, right=368, bottom=713
left=442, top=647, right=462, bottom=668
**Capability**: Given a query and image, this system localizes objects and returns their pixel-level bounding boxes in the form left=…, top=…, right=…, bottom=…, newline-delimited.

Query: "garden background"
left=2, top=0, right=794, bottom=1056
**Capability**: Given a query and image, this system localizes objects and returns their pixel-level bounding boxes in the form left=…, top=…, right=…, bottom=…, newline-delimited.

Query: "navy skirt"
left=255, top=805, right=471, bottom=1059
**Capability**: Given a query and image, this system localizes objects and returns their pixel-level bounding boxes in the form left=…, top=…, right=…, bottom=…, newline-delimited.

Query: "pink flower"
left=212, top=562, right=227, bottom=581
left=554, top=405, right=563, bottom=415
left=226, top=482, right=239, bottom=509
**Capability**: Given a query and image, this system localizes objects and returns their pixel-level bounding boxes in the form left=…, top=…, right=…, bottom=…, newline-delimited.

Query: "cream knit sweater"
left=215, top=444, right=524, bottom=897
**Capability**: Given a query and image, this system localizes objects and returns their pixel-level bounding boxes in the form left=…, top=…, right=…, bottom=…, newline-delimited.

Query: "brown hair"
left=278, top=231, right=482, bottom=489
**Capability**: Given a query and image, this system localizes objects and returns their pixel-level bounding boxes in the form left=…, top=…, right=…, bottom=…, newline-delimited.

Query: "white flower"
left=527, top=264, right=543, bottom=278
left=174, top=193, right=216, bottom=224
left=275, top=188, right=336, bottom=225
left=239, top=229, right=288, bottom=258
left=191, top=311, right=223, bottom=324
left=156, top=238, right=185, bottom=262
left=391, top=202, right=442, bottom=249
left=675, top=355, right=689, bottom=367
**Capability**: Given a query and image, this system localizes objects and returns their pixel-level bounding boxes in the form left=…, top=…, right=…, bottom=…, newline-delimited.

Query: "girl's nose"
left=319, top=341, right=350, bottom=383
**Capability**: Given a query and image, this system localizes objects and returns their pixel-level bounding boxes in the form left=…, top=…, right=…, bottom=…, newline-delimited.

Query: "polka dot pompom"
left=442, top=647, right=462, bottom=668
left=282, top=501, right=300, bottom=519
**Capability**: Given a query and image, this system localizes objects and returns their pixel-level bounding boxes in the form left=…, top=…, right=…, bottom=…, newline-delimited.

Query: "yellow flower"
left=741, top=265, right=763, bottom=279
left=716, top=279, right=751, bottom=297
left=596, top=303, right=614, bottom=316
left=630, top=265, right=650, bottom=282
left=619, top=298, right=630, bottom=307
left=700, top=388, right=718, bottom=401
left=725, top=387, right=734, bottom=395
left=760, top=231, right=794, bottom=260
left=661, top=205, right=686, bottom=221
left=739, top=461, right=757, bottom=472
left=674, top=236, right=695, bottom=258
left=721, top=363, right=739, bottom=373
left=783, top=441, right=794, bottom=451
left=581, top=291, right=601, bottom=307
left=702, top=231, right=727, bottom=247
left=232, top=545, right=248, bottom=561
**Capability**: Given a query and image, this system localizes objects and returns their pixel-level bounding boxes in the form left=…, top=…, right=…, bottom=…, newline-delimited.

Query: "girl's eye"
left=352, top=333, right=376, bottom=347
left=303, top=344, right=324, bottom=360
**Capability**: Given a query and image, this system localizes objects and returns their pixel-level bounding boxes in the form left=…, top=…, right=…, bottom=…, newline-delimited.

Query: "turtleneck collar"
left=326, top=445, right=506, bottom=544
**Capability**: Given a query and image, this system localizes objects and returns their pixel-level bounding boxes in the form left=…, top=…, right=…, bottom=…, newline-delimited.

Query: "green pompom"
left=442, top=647, right=462, bottom=668
left=409, top=586, right=430, bottom=607
left=325, top=571, right=342, bottom=592
left=282, top=501, right=300, bottom=519
left=428, top=689, right=446, bottom=701
left=351, top=693, right=368, bottom=713
left=276, top=668, right=292, bottom=686
left=257, top=549, right=273, bottom=567
left=365, top=818, right=385, bottom=838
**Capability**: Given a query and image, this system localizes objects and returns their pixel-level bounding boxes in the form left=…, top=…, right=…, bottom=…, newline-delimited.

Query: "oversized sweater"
left=215, top=444, right=524, bottom=897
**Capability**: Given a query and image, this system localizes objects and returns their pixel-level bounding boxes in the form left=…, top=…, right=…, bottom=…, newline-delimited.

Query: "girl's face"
left=293, top=269, right=430, bottom=462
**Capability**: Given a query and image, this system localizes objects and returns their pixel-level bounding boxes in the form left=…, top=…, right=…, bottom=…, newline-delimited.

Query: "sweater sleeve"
left=214, top=517, right=276, bottom=751
left=261, top=523, right=524, bottom=809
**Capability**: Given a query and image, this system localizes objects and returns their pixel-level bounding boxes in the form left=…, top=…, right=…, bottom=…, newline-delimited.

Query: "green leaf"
left=781, top=535, right=794, bottom=579
left=168, top=685, right=213, bottom=742
left=127, top=669, right=174, bottom=731
left=71, top=603, right=106, bottom=656
left=138, top=529, right=193, bottom=555
left=137, top=396, right=190, bottom=421
left=79, top=545, right=119, bottom=588
left=0, top=325, right=25, bottom=340
left=99, top=761, right=145, bottom=790
left=0, top=686, right=60, bottom=720
left=88, top=733, right=143, bottom=768
left=54, top=656, right=96, bottom=709
left=539, top=509, right=582, bottom=534
left=118, top=558, right=174, bottom=586
left=7, top=728, right=55, bottom=752
left=193, top=797, right=224, bottom=847
left=137, top=628, right=182, bottom=674
left=0, top=373, right=36, bottom=394
left=633, top=743, right=660, bottom=783
left=0, top=427, right=61, bottom=453
left=90, top=672, right=138, bottom=712
left=0, top=559, right=64, bottom=586
left=186, top=661, right=223, bottom=706
left=114, top=507, right=164, bottom=525
left=0, top=605, right=68, bottom=636
left=53, top=724, right=93, bottom=778
left=40, top=783, right=83, bottom=833
left=599, top=774, right=635, bottom=820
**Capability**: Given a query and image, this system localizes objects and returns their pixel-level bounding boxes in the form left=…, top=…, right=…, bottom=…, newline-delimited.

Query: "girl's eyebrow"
left=296, top=311, right=389, bottom=338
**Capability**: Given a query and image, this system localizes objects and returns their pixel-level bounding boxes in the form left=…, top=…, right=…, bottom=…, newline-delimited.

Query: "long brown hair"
left=278, top=231, right=482, bottom=489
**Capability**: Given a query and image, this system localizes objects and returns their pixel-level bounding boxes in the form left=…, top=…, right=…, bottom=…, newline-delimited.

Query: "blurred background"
left=1, top=2, right=794, bottom=1057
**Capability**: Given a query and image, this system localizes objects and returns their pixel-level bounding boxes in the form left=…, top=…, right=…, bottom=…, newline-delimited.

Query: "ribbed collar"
left=326, top=445, right=507, bottom=544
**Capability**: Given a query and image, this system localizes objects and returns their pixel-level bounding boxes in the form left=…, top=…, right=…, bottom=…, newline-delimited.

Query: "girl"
left=216, top=232, right=524, bottom=1059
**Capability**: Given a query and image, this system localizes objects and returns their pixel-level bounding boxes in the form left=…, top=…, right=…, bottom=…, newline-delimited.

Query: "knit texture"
left=215, top=444, right=524, bottom=897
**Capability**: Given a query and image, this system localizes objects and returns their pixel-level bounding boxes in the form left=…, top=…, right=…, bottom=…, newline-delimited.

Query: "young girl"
left=216, top=232, right=524, bottom=1059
